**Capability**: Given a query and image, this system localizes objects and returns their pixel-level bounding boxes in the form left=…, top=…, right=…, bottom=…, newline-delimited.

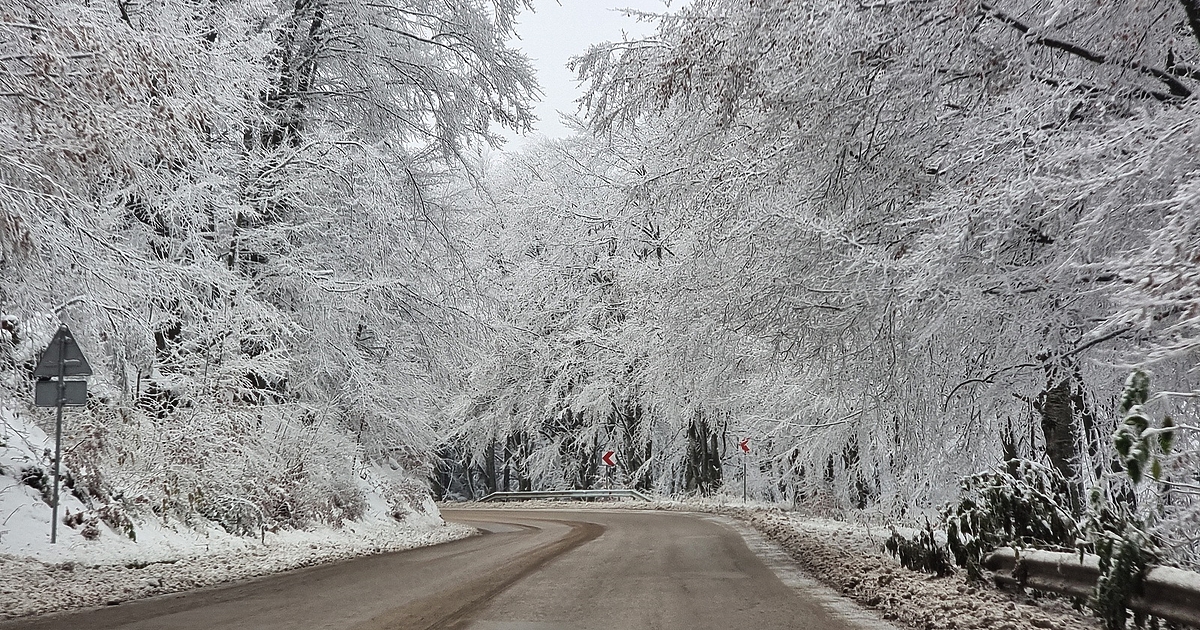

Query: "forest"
left=1, top=0, right=1197, bottom=577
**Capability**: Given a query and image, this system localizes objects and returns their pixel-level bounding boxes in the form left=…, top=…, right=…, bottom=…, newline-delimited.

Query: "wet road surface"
left=4, top=508, right=889, bottom=630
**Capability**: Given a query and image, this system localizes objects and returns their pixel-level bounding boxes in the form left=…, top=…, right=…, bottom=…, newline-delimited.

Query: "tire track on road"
left=351, top=517, right=603, bottom=630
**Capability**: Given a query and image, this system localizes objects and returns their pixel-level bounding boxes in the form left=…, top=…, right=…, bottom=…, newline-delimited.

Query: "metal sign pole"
left=50, top=332, right=66, bottom=544
left=737, top=437, right=750, bottom=503
left=32, top=325, right=92, bottom=544
left=742, top=449, right=747, bottom=503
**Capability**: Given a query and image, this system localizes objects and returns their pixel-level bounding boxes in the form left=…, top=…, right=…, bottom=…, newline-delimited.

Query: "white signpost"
left=32, top=325, right=92, bottom=543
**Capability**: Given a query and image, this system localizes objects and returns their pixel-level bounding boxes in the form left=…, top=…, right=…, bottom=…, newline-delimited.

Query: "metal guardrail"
left=984, top=548, right=1200, bottom=628
left=478, top=489, right=653, bottom=502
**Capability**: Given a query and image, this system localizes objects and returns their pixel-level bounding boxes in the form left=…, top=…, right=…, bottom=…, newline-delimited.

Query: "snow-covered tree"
left=456, top=0, right=1200, bottom=563
left=0, top=0, right=536, bottom=535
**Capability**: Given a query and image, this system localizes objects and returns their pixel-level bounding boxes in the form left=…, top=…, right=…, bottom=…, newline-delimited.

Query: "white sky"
left=499, top=0, right=677, bottom=149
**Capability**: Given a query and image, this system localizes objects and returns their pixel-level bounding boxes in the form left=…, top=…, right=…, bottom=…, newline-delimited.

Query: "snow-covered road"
left=7, top=508, right=896, bottom=630
left=2, top=502, right=1113, bottom=630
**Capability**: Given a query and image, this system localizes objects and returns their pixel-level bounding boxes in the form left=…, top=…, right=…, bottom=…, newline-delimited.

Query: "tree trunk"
left=684, top=411, right=723, bottom=495
left=842, top=435, right=871, bottom=509
left=483, top=440, right=497, bottom=495
left=617, top=404, right=653, bottom=491
left=1036, top=379, right=1082, bottom=514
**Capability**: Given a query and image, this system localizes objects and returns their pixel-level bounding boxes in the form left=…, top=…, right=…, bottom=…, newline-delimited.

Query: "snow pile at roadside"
left=721, top=506, right=1100, bottom=630
left=0, top=404, right=104, bottom=560
left=0, top=517, right=473, bottom=619
left=1, top=401, right=454, bottom=564
left=0, top=404, right=474, bottom=620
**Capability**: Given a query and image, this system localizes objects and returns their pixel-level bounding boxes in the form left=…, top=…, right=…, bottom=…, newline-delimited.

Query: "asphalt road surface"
left=5, top=508, right=892, bottom=630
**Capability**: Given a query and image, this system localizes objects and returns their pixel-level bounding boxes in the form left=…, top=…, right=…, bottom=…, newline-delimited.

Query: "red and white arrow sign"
left=602, top=451, right=616, bottom=467
left=739, top=438, right=750, bottom=453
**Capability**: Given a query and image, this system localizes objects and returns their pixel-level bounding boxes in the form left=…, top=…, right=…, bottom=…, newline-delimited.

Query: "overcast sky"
left=499, top=0, right=677, bottom=149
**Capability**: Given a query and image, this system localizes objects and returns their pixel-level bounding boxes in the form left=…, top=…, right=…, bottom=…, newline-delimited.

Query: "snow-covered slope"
left=0, top=402, right=469, bottom=620
left=0, top=404, right=113, bottom=562
left=0, top=398, right=453, bottom=559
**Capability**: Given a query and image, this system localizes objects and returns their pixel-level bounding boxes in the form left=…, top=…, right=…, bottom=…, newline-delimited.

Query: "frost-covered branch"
left=981, top=1, right=1194, bottom=98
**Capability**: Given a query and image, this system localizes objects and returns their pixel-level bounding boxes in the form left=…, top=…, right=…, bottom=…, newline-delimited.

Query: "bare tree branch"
left=981, top=2, right=1193, bottom=99
left=1179, top=0, right=1200, bottom=51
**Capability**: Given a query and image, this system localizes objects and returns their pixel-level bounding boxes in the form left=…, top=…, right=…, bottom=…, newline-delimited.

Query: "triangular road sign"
left=33, top=325, right=92, bottom=378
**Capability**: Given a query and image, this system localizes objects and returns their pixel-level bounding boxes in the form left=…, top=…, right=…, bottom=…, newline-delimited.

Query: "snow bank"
left=0, top=405, right=471, bottom=621
left=0, top=404, right=115, bottom=563
left=723, top=506, right=1100, bottom=630
left=0, top=517, right=473, bottom=619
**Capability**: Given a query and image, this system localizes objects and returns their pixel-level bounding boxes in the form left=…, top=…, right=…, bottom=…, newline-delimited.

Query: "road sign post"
left=32, top=325, right=91, bottom=544
left=602, top=450, right=616, bottom=489
left=739, top=438, right=750, bottom=503
left=52, top=348, right=64, bottom=545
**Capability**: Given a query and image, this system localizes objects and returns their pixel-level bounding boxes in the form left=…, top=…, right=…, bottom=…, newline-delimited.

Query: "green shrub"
left=943, top=458, right=1078, bottom=580
left=1083, top=369, right=1174, bottom=630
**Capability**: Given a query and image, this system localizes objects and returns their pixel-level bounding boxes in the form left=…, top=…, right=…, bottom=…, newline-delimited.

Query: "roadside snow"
left=0, top=405, right=473, bottom=621
left=0, top=404, right=103, bottom=561
left=722, top=506, right=1100, bottom=630
left=0, top=516, right=473, bottom=619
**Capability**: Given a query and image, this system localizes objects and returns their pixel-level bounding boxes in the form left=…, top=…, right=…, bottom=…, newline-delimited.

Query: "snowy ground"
left=0, top=405, right=473, bottom=621
left=713, top=505, right=1099, bottom=630
left=0, top=517, right=473, bottom=619
left=453, top=498, right=1103, bottom=630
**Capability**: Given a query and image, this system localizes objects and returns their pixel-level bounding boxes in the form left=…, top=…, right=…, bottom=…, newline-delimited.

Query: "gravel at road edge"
left=718, top=506, right=1100, bottom=630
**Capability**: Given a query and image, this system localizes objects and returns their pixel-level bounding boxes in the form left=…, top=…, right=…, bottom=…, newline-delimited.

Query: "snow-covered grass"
left=0, top=405, right=473, bottom=621
left=450, top=497, right=1102, bottom=630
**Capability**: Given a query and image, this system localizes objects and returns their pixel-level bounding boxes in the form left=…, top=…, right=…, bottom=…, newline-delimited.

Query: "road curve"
left=3, top=508, right=883, bottom=630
